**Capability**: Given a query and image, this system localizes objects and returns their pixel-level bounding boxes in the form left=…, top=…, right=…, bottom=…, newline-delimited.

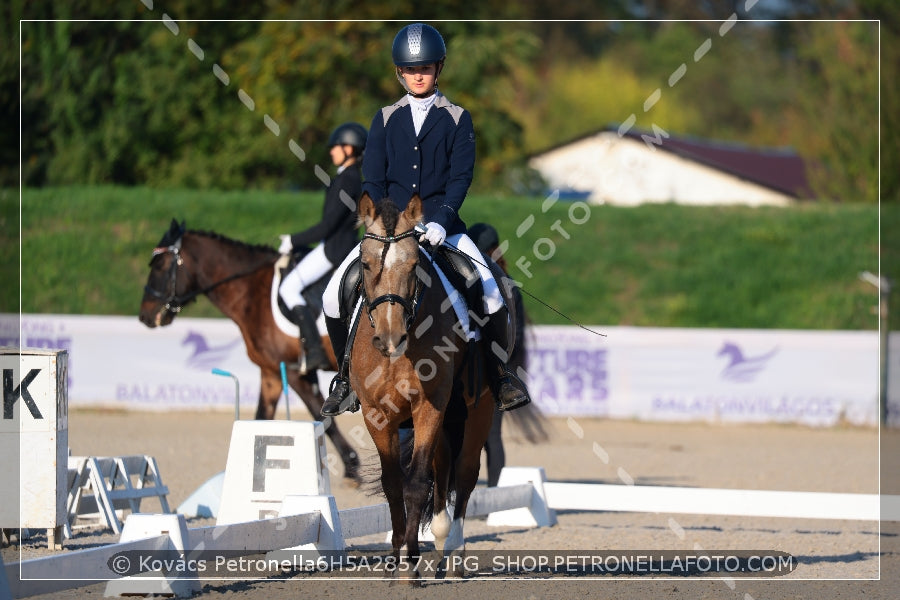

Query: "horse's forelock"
left=375, top=198, right=400, bottom=236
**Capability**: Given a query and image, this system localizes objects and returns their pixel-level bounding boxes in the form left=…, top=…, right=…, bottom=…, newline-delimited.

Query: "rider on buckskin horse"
left=278, top=122, right=366, bottom=373
left=319, top=22, right=531, bottom=417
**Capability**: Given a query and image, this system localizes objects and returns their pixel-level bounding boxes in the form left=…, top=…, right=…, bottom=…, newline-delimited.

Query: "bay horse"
left=352, top=194, right=497, bottom=582
left=138, top=219, right=360, bottom=482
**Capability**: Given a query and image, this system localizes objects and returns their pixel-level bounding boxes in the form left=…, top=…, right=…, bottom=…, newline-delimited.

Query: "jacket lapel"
left=416, top=92, right=451, bottom=140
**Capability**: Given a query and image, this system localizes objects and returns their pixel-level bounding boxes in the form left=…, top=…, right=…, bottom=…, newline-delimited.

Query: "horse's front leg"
left=433, top=417, right=467, bottom=577
left=369, top=427, right=408, bottom=577
left=430, top=428, right=454, bottom=553
left=254, top=369, right=283, bottom=419
left=445, top=395, right=495, bottom=576
left=399, top=410, right=446, bottom=582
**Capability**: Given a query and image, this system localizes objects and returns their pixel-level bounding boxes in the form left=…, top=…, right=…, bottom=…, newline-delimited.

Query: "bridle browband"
left=361, top=228, right=425, bottom=331
left=144, top=235, right=271, bottom=315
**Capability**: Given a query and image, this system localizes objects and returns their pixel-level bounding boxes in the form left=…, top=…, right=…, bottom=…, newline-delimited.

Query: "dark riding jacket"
left=363, top=92, right=475, bottom=236
left=290, top=162, right=362, bottom=264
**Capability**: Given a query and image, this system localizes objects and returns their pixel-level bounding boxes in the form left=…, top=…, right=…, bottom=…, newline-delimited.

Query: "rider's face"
left=330, top=144, right=352, bottom=166
left=399, top=64, right=438, bottom=96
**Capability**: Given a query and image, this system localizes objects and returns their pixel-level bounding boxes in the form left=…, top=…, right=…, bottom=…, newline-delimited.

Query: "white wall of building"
left=529, top=132, right=793, bottom=207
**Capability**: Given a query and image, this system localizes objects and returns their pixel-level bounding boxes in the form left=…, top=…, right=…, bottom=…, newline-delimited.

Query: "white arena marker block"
left=217, top=421, right=330, bottom=525
left=884, top=495, right=900, bottom=521
left=104, top=513, right=199, bottom=598
left=486, top=467, right=557, bottom=528
left=0, top=349, right=69, bottom=549
left=267, top=495, right=346, bottom=566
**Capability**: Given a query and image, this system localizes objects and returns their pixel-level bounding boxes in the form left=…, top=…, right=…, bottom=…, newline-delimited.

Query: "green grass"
left=2, top=186, right=883, bottom=330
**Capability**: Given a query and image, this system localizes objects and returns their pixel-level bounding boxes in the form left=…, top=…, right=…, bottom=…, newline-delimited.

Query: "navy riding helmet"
left=391, top=23, right=446, bottom=67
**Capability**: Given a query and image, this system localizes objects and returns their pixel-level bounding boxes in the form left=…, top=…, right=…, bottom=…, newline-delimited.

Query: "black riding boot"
left=292, top=305, right=331, bottom=373
left=320, top=315, right=359, bottom=417
left=483, top=306, right=531, bottom=411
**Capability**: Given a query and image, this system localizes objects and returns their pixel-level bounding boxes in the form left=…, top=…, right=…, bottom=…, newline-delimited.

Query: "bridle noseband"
left=362, top=228, right=424, bottom=331
left=144, top=238, right=192, bottom=314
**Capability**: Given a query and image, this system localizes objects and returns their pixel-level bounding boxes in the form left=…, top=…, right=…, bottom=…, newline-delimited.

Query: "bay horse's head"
left=139, top=219, right=194, bottom=328
left=358, top=193, right=425, bottom=358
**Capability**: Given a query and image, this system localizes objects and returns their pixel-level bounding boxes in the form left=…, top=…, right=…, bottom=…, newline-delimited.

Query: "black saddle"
left=432, top=245, right=486, bottom=322
left=335, top=245, right=491, bottom=323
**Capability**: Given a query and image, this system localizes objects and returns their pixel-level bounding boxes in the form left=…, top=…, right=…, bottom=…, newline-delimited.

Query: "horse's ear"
left=168, top=219, right=185, bottom=236
left=406, top=194, right=424, bottom=223
left=358, top=193, right=376, bottom=228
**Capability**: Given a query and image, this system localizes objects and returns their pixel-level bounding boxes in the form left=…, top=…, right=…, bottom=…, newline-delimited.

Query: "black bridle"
left=361, top=228, right=425, bottom=331
left=143, top=238, right=193, bottom=315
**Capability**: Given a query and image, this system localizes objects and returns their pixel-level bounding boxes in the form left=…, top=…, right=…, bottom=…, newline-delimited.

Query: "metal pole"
left=280, top=361, right=291, bottom=420
left=880, top=278, right=892, bottom=426
left=212, top=368, right=240, bottom=421
left=860, top=271, right=892, bottom=426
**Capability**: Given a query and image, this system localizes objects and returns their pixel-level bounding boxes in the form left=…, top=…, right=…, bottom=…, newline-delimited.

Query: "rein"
left=362, top=228, right=425, bottom=330
left=144, top=238, right=273, bottom=314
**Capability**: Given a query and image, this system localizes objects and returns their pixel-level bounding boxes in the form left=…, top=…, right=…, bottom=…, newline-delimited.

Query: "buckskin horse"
left=138, top=220, right=360, bottom=482
left=350, top=193, right=501, bottom=582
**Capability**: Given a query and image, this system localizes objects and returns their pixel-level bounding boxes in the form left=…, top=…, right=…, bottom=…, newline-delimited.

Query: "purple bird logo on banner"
left=717, top=341, right=778, bottom=383
left=181, top=331, right=242, bottom=370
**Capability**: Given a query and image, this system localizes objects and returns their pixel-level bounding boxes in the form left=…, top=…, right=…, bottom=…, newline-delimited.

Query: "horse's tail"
left=505, top=403, right=552, bottom=443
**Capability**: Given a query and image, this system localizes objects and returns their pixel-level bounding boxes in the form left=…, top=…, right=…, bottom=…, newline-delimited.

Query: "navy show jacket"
left=362, top=92, right=476, bottom=236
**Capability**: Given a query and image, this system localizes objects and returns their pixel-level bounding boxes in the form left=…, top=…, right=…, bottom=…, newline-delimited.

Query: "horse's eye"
left=361, top=261, right=371, bottom=271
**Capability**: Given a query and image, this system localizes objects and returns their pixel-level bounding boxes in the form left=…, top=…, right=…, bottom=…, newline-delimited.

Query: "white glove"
left=418, top=222, right=446, bottom=247
left=278, top=234, right=293, bottom=254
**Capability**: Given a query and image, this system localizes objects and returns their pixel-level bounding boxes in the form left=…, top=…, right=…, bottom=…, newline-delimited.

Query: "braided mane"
left=187, top=229, right=278, bottom=256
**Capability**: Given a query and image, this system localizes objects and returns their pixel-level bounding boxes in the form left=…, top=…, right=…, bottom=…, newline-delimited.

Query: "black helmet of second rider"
left=327, top=122, right=367, bottom=154
left=391, top=23, right=446, bottom=95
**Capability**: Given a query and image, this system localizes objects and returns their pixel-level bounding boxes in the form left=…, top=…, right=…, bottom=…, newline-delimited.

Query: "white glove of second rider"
left=278, top=234, right=293, bottom=254
left=418, top=222, right=446, bottom=247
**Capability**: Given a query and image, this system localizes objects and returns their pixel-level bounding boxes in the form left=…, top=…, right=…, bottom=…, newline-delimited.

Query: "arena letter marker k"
left=3, top=368, right=43, bottom=419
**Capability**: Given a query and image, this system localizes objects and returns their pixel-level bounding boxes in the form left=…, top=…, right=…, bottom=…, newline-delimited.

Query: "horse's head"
left=359, top=193, right=424, bottom=358
left=139, top=219, right=194, bottom=328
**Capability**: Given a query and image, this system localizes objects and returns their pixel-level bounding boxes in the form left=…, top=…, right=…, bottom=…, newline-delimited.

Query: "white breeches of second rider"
left=279, top=243, right=333, bottom=309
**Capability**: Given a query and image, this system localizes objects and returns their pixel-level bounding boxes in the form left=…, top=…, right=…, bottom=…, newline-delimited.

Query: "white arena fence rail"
left=5, top=465, right=899, bottom=599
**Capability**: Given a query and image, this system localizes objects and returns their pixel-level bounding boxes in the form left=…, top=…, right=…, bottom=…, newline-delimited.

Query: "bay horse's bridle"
left=144, top=237, right=192, bottom=315
left=361, top=227, right=426, bottom=331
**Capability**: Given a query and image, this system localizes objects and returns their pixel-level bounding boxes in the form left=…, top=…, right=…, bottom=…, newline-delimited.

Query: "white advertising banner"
left=1, top=313, right=264, bottom=414
left=524, top=326, right=880, bottom=427
left=0, top=314, right=881, bottom=426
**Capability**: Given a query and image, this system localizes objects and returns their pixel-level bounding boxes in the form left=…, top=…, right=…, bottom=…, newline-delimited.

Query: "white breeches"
left=279, top=244, right=333, bottom=309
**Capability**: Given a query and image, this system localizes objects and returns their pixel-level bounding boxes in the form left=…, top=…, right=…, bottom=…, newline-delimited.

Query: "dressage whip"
left=415, top=223, right=607, bottom=338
